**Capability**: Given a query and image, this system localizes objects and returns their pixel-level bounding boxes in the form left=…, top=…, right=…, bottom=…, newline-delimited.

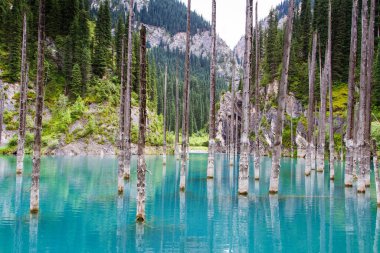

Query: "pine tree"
left=265, top=9, right=280, bottom=82
left=7, top=0, right=23, bottom=81
left=299, top=0, right=312, bottom=62
left=71, top=64, right=82, bottom=97
left=115, top=16, right=125, bottom=78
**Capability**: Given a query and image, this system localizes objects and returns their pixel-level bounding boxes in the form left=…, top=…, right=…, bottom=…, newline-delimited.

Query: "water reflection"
left=29, top=215, right=38, bottom=253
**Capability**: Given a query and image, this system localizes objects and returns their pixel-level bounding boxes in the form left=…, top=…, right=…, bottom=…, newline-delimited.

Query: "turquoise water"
left=0, top=154, right=379, bottom=252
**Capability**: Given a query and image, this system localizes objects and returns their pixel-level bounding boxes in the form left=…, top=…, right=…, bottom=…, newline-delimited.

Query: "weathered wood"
left=344, top=0, right=359, bottom=187
left=124, top=0, right=134, bottom=180
left=269, top=0, right=294, bottom=194
left=0, top=81, right=3, bottom=146
left=16, top=13, right=28, bottom=175
left=238, top=0, right=253, bottom=195
left=136, top=25, right=147, bottom=222
left=163, top=64, right=168, bottom=165
left=180, top=0, right=191, bottom=191
left=118, top=35, right=126, bottom=193
left=174, top=65, right=180, bottom=160
left=229, top=61, right=236, bottom=166
left=207, top=0, right=217, bottom=179
left=305, top=33, right=317, bottom=176
left=30, top=0, right=46, bottom=213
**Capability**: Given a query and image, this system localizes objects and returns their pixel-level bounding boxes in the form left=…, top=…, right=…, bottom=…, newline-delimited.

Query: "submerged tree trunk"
left=180, top=0, right=191, bottom=191
left=163, top=64, right=168, bottom=165
left=305, top=32, right=318, bottom=176
left=269, top=0, right=294, bottom=194
left=238, top=0, right=253, bottom=195
left=253, top=1, right=261, bottom=180
left=373, top=140, right=380, bottom=206
left=345, top=0, right=359, bottom=187
left=175, top=67, right=180, bottom=160
left=357, top=0, right=369, bottom=193
left=16, top=13, right=28, bottom=175
left=118, top=35, right=126, bottom=193
left=30, top=0, right=46, bottom=214
left=124, top=0, right=134, bottom=180
left=326, top=1, right=334, bottom=180
left=364, top=0, right=376, bottom=187
left=229, top=61, right=236, bottom=166
left=136, top=25, right=147, bottom=222
left=207, top=0, right=216, bottom=179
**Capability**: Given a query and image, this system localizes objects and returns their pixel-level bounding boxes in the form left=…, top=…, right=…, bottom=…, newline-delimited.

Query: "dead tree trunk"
left=253, top=1, right=261, bottom=180
left=269, top=0, right=294, bottom=194
left=229, top=61, right=236, bottom=166
left=180, top=0, right=191, bottom=191
left=207, top=0, right=217, bottom=179
left=305, top=32, right=318, bottom=176
left=163, top=64, right=168, bottom=165
left=357, top=0, right=369, bottom=193
left=118, top=35, right=126, bottom=193
left=124, top=0, right=134, bottom=180
left=136, top=25, right=147, bottom=222
left=238, top=0, right=253, bottom=195
left=16, top=13, right=28, bottom=175
left=0, top=82, right=3, bottom=146
left=175, top=66, right=180, bottom=160
left=372, top=140, right=380, bottom=206
left=345, top=0, right=359, bottom=187
left=364, top=0, right=376, bottom=187
left=30, top=0, right=46, bottom=214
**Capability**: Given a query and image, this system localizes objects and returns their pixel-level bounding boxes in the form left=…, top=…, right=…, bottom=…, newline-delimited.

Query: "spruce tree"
left=374, top=41, right=380, bottom=107
left=71, top=64, right=82, bottom=97
left=7, top=0, right=23, bottom=81
left=265, top=9, right=280, bottom=82
left=115, top=16, right=125, bottom=78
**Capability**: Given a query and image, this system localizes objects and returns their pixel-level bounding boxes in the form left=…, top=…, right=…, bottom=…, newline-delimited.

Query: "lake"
left=0, top=154, right=379, bottom=252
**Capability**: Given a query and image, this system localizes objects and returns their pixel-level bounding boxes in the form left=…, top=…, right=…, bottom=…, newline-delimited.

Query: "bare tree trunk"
left=207, top=0, right=217, bottom=179
left=118, top=35, right=126, bottom=193
left=238, top=0, right=253, bottom=195
left=229, top=61, right=236, bottom=166
left=30, top=0, right=45, bottom=214
left=253, top=1, right=261, bottom=180
left=290, top=105, right=293, bottom=157
left=326, top=1, right=334, bottom=180
left=175, top=66, right=180, bottom=160
left=357, top=0, right=369, bottom=193
left=373, top=140, right=380, bottom=206
left=180, top=0, right=191, bottom=191
left=136, top=25, right=147, bottom=222
left=306, top=33, right=318, bottom=176
left=345, top=0, right=359, bottom=187
left=364, top=0, right=376, bottom=187
left=163, top=64, right=168, bottom=165
left=16, top=13, right=28, bottom=175
left=0, top=82, right=3, bottom=146
left=124, top=0, right=134, bottom=180
left=269, top=0, right=294, bottom=194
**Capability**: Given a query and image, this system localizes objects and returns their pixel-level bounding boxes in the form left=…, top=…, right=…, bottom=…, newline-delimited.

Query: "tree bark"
left=207, top=0, right=217, bottom=179
left=180, top=0, right=191, bottom=191
left=16, top=13, right=28, bottom=175
left=373, top=140, right=380, bottom=206
left=357, top=0, right=369, bottom=193
left=136, top=25, right=147, bottom=222
left=163, top=64, right=168, bottom=165
left=118, top=35, right=126, bottom=193
left=175, top=66, right=180, bottom=160
left=269, top=0, right=294, bottom=194
left=0, top=82, right=3, bottom=146
left=345, top=0, right=359, bottom=187
left=305, top=32, right=317, bottom=176
left=238, top=0, right=253, bottom=195
left=229, top=61, right=236, bottom=166
left=124, top=0, right=134, bottom=180
left=30, top=0, right=45, bottom=214
left=253, top=1, right=261, bottom=180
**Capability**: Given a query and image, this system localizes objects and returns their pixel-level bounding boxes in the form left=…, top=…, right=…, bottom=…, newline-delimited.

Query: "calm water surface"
left=0, top=154, right=379, bottom=252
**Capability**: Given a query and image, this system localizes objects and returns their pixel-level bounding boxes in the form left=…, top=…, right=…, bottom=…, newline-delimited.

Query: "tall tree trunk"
left=306, top=32, right=318, bottom=176
left=269, top=0, right=294, bottom=194
left=345, top=0, right=359, bottom=187
left=373, top=140, right=380, bottom=205
left=180, top=0, right=191, bottom=191
left=364, top=0, right=376, bottom=187
left=30, top=0, right=45, bottom=213
left=0, top=81, right=3, bottom=146
left=326, top=1, right=334, bottom=180
left=357, top=0, right=369, bottom=193
left=229, top=61, right=236, bottom=166
left=163, top=64, right=168, bottom=165
left=175, top=66, right=180, bottom=160
left=207, top=0, right=217, bottom=179
left=118, top=35, right=126, bottom=193
left=253, top=1, right=261, bottom=180
left=16, top=13, right=28, bottom=175
left=124, top=0, right=134, bottom=180
left=136, top=25, right=147, bottom=222
left=238, top=0, right=253, bottom=195
left=290, top=105, right=293, bottom=157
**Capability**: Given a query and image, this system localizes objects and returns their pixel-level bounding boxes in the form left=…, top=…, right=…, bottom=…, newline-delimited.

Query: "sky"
left=179, top=0, right=283, bottom=48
